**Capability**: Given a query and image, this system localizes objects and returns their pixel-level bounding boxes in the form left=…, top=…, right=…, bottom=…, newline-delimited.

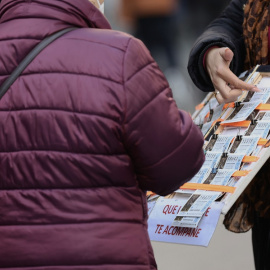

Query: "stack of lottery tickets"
left=147, top=65, right=270, bottom=245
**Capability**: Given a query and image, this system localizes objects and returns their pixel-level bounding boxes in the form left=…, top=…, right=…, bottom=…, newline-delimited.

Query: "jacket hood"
left=0, top=0, right=111, bottom=30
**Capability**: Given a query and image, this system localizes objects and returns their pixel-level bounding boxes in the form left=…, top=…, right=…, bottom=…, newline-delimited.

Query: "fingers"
left=214, top=88, right=243, bottom=104
left=213, top=78, right=243, bottom=104
left=211, top=58, right=260, bottom=103
left=222, top=48, right=234, bottom=63
left=206, top=47, right=261, bottom=103
left=219, top=68, right=260, bottom=92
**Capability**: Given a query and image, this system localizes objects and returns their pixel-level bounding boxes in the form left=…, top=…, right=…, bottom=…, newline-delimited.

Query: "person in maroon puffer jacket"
left=0, top=0, right=205, bottom=269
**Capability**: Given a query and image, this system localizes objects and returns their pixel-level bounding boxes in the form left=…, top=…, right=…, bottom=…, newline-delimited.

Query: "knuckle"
left=233, top=81, right=240, bottom=89
left=215, top=67, right=224, bottom=76
left=227, top=95, right=239, bottom=103
left=216, top=67, right=223, bottom=76
left=221, top=91, right=229, bottom=99
left=231, top=79, right=243, bottom=89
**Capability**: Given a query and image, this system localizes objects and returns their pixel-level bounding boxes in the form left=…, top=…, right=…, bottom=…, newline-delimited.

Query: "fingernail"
left=251, top=86, right=262, bottom=92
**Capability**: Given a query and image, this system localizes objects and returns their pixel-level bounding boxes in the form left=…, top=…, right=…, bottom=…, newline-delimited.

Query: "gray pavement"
left=152, top=217, right=254, bottom=270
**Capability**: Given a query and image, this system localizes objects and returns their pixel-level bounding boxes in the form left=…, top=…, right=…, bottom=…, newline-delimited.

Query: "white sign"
left=148, top=197, right=224, bottom=247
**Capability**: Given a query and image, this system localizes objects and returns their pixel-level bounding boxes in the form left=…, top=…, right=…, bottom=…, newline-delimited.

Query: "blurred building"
left=119, top=0, right=181, bottom=71
left=105, top=0, right=230, bottom=112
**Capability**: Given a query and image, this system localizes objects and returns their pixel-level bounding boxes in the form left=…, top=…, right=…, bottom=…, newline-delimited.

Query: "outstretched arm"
left=188, top=0, right=255, bottom=102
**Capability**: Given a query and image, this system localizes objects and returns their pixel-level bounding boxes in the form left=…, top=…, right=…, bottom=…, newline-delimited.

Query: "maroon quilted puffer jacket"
left=0, top=0, right=205, bottom=269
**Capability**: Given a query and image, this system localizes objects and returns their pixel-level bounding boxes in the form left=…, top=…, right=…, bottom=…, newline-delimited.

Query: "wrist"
left=203, top=46, right=220, bottom=70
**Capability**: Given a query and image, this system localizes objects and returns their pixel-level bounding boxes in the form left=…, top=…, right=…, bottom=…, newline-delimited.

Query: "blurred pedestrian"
left=0, top=0, right=205, bottom=269
left=120, top=0, right=181, bottom=71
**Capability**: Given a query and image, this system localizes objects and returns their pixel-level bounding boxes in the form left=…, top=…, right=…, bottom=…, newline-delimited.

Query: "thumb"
left=221, top=47, right=234, bottom=63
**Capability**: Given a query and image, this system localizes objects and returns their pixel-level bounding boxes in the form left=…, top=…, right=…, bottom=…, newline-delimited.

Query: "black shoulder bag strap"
left=0, top=27, right=77, bottom=99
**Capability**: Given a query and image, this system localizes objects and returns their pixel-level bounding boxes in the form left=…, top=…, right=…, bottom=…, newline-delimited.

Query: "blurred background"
left=105, top=1, right=255, bottom=269
left=105, top=0, right=230, bottom=112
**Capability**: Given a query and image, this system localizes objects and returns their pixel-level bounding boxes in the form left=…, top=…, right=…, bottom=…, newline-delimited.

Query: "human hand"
left=205, top=47, right=260, bottom=104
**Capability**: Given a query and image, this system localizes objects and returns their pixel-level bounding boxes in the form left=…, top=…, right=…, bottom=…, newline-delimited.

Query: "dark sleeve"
left=123, top=37, right=205, bottom=196
left=187, top=0, right=247, bottom=92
